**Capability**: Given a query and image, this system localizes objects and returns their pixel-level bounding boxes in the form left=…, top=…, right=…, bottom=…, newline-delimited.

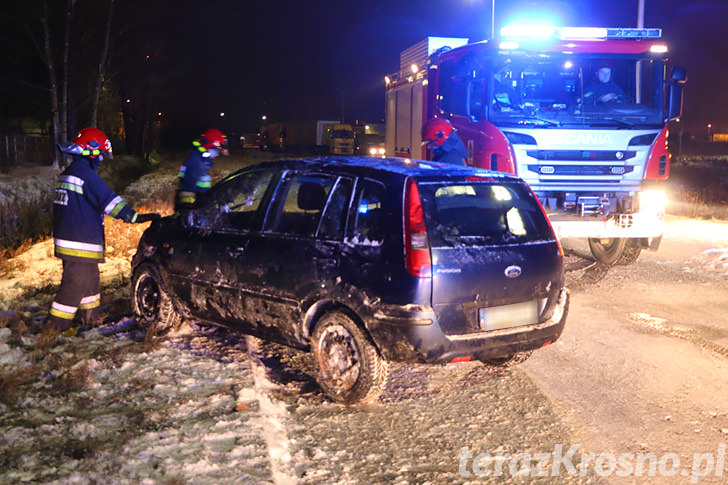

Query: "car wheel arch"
left=303, top=301, right=379, bottom=351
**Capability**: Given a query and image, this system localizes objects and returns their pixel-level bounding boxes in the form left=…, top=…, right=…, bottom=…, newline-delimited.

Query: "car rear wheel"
left=311, top=311, right=388, bottom=404
left=481, top=350, right=533, bottom=367
left=132, top=263, right=181, bottom=335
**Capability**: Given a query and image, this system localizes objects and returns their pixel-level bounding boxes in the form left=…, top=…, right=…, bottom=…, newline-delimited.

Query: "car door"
left=180, top=168, right=278, bottom=327
left=237, top=171, right=352, bottom=346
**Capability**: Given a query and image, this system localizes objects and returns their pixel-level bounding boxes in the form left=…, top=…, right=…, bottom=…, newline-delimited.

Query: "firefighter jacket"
left=433, top=132, right=468, bottom=165
left=176, top=142, right=214, bottom=206
left=53, top=155, right=140, bottom=263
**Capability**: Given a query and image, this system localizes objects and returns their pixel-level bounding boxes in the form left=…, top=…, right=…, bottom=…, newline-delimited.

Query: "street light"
left=708, top=123, right=713, bottom=141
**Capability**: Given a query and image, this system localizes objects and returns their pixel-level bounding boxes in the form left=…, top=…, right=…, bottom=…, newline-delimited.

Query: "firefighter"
left=174, top=128, right=229, bottom=211
left=48, top=127, right=160, bottom=333
left=583, top=62, right=625, bottom=104
left=421, top=118, right=468, bottom=165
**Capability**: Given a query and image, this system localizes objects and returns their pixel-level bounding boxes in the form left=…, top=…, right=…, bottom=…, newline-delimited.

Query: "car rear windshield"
left=418, top=179, right=555, bottom=247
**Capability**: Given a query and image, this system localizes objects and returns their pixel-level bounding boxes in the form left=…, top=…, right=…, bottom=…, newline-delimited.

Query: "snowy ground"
left=1, top=155, right=727, bottom=483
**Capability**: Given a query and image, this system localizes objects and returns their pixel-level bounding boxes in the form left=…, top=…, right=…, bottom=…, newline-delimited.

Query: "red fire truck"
left=385, top=27, right=687, bottom=265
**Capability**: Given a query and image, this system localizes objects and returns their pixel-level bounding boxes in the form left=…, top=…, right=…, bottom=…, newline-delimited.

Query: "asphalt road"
left=256, top=216, right=728, bottom=483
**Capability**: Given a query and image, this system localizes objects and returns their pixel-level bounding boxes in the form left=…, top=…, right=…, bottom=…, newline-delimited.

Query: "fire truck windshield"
left=437, top=52, right=667, bottom=129
left=487, top=56, right=666, bottom=127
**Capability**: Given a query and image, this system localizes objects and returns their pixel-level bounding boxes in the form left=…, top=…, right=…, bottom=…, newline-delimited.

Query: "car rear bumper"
left=367, top=288, right=569, bottom=364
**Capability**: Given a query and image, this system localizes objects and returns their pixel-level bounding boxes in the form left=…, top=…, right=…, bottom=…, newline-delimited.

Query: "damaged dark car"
left=131, top=157, right=569, bottom=404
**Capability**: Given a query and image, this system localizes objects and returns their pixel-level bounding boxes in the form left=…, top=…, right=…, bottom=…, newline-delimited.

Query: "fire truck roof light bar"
left=500, top=25, right=662, bottom=41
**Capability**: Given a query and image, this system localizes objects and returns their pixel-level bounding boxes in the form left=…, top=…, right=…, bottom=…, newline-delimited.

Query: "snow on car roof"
left=231, top=156, right=520, bottom=181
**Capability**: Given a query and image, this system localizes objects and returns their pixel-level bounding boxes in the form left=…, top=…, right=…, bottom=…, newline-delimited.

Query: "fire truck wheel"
left=614, top=238, right=642, bottom=265
left=588, top=237, right=628, bottom=266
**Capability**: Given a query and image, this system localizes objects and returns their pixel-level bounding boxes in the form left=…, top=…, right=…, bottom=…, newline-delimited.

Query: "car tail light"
left=404, top=177, right=432, bottom=278
left=527, top=185, right=564, bottom=257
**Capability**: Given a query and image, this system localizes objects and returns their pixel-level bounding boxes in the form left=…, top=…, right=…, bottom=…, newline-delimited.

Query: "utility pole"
left=491, top=0, right=496, bottom=39
left=637, top=0, right=645, bottom=28
left=635, top=0, right=645, bottom=102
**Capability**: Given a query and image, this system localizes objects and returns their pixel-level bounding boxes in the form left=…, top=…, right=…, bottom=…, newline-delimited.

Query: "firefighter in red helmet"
left=174, top=128, right=229, bottom=211
left=48, top=127, right=160, bottom=333
left=421, top=118, right=468, bottom=165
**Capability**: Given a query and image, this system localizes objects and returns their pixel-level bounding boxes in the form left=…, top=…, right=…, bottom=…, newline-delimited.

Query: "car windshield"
left=487, top=55, right=665, bottom=127
left=418, top=179, right=555, bottom=247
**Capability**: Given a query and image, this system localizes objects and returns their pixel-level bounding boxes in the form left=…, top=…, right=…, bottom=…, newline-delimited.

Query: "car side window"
left=191, top=169, right=275, bottom=231
left=318, top=178, right=353, bottom=240
left=267, top=173, right=337, bottom=237
left=223, top=170, right=276, bottom=230
left=350, top=179, right=387, bottom=244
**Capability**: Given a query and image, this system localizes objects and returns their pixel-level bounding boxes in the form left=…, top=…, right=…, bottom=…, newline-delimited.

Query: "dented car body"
left=132, top=157, right=569, bottom=403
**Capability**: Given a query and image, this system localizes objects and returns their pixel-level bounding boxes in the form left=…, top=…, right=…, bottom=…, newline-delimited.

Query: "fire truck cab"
left=385, top=27, right=687, bottom=265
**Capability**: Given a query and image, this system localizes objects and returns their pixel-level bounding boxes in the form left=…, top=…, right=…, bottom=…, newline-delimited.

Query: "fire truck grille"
left=526, top=150, right=637, bottom=161
left=528, top=165, right=636, bottom=176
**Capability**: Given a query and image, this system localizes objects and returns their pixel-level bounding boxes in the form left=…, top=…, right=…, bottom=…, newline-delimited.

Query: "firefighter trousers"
left=48, top=260, right=101, bottom=331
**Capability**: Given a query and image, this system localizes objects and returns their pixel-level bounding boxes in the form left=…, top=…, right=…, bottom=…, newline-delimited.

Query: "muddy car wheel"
left=311, top=311, right=389, bottom=404
left=481, top=350, right=533, bottom=367
left=588, top=237, right=627, bottom=265
left=132, top=263, right=181, bottom=335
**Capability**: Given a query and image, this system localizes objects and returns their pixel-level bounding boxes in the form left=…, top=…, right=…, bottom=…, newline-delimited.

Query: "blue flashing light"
left=606, top=28, right=661, bottom=39
left=500, top=25, right=662, bottom=41
left=500, top=24, right=556, bottom=40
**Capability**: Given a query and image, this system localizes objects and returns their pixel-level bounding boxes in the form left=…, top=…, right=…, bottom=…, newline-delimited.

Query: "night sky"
left=3, top=0, right=728, bottom=139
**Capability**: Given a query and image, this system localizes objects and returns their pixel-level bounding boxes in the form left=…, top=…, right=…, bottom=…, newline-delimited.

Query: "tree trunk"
left=60, top=0, right=73, bottom=148
left=92, top=0, right=114, bottom=128
left=41, top=1, right=61, bottom=169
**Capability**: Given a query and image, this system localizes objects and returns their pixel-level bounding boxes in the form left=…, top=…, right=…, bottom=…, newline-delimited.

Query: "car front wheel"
left=132, top=263, right=181, bottom=335
left=311, top=311, right=388, bottom=404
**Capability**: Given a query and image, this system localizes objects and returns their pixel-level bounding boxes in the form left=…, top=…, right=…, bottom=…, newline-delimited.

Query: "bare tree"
left=60, top=0, right=74, bottom=148
left=41, top=0, right=61, bottom=169
left=91, top=0, right=114, bottom=128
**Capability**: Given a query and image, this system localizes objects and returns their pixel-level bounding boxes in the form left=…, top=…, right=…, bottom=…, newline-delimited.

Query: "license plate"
left=479, top=301, right=538, bottom=331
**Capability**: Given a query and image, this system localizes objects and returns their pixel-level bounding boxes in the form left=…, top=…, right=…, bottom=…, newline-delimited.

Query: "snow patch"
left=246, top=336, right=298, bottom=484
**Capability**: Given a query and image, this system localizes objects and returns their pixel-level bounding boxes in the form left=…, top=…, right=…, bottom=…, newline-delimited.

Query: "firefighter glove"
left=135, top=213, right=161, bottom=223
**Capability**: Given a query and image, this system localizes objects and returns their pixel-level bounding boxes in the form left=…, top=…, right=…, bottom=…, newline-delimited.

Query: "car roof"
left=234, top=156, right=522, bottom=182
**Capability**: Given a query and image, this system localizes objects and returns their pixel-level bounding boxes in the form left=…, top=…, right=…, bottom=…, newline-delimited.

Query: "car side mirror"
left=667, top=66, right=687, bottom=121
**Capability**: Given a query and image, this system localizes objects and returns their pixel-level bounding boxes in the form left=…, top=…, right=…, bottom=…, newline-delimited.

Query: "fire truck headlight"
left=639, top=190, right=667, bottom=212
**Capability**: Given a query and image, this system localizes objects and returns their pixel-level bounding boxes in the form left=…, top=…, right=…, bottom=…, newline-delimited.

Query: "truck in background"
left=385, top=29, right=686, bottom=265
left=259, top=122, right=284, bottom=151
left=325, top=122, right=354, bottom=155
left=280, top=119, right=354, bottom=155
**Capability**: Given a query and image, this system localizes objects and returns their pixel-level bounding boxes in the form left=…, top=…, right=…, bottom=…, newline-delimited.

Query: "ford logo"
left=504, top=265, right=522, bottom=278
